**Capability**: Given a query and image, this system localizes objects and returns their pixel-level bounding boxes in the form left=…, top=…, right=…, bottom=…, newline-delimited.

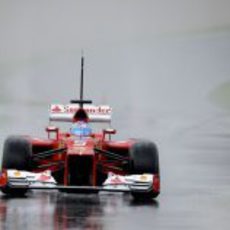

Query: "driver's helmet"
left=71, top=121, right=92, bottom=136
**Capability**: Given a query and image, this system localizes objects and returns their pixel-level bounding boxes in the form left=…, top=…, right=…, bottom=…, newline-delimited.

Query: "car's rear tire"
left=1, top=136, right=32, bottom=196
left=129, top=141, right=160, bottom=200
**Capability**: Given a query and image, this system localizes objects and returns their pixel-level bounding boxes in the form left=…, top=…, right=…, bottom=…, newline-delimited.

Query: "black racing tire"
left=2, top=136, right=32, bottom=170
left=96, top=168, right=107, bottom=186
left=129, top=141, right=159, bottom=174
left=1, top=136, right=32, bottom=196
left=131, top=190, right=160, bottom=200
left=52, top=169, right=64, bottom=185
left=129, top=141, right=160, bottom=200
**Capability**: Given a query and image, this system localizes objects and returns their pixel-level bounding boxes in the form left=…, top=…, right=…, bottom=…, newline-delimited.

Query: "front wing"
left=0, top=170, right=155, bottom=194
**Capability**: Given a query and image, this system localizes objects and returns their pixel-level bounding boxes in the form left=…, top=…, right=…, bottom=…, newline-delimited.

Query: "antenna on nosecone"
left=80, top=50, right=84, bottom=102
left=70, top=51, right=92, bottom=108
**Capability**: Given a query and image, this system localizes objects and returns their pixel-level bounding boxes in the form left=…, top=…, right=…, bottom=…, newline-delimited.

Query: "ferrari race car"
left=0, top=57, right=160, bottom=199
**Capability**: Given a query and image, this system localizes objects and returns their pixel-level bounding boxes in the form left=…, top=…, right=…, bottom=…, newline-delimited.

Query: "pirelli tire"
left=1, top=136, right=32, bottom=196
left=129, top=141, right=160, bottom=200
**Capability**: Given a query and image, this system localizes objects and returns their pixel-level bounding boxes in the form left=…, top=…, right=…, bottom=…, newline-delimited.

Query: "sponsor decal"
left=50, top=104, right=112, bottom=115
left=51, top=105, right=64, bottom=113
left=37, top=173, right=51, bottom=182
left=109, top=176, right=126, bottom=185
left=140, top=175, right=148, bottom=181
left=14, top=171, right=22, bottom=177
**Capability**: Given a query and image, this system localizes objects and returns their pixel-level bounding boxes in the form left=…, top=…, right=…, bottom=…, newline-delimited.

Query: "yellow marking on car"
left=140, top=175, right=148, bottom=181
left=14, top=171, right=21, bottom=177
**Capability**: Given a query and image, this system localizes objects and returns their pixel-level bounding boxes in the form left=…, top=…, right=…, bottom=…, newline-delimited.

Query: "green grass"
left=209, top=81, right=230, bottom=110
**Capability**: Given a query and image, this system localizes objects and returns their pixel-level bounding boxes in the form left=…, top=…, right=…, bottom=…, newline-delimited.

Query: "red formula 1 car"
left=0, top=57, right=160, bottom=199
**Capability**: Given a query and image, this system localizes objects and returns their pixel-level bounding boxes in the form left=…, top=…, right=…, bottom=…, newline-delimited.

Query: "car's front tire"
left=129, top=141, right=160, bottom=200
left=1, top=136, right=32, bottom=196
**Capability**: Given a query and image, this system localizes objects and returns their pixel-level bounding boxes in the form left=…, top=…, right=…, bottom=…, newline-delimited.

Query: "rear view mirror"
left=103, top=128, right=116, bottom=135
left=46, top=126, right=59, bottom=140
left=103, top=128, right=116, bottom=140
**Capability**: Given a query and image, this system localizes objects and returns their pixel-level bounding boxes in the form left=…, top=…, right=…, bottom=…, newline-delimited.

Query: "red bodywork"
left=30, top=122, right=135, bottom=187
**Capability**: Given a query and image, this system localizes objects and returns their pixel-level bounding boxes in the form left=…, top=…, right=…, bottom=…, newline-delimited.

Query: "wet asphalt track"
left=1, top=135, right=230, bottom=230
left=1, top=29, right=230, bottom=229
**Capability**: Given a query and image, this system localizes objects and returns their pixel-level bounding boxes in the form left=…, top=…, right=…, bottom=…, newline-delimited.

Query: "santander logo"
left=51, top=105, right=63, bottom=113
left=50, top=104, right=112, bottom=115
left=110, top=176, right=125, bottom=185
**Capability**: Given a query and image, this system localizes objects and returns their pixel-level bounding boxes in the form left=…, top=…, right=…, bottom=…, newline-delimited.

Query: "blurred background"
left=0, top=0, right=230, bottom=138
left=1, top=1, right=230, bottom=229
